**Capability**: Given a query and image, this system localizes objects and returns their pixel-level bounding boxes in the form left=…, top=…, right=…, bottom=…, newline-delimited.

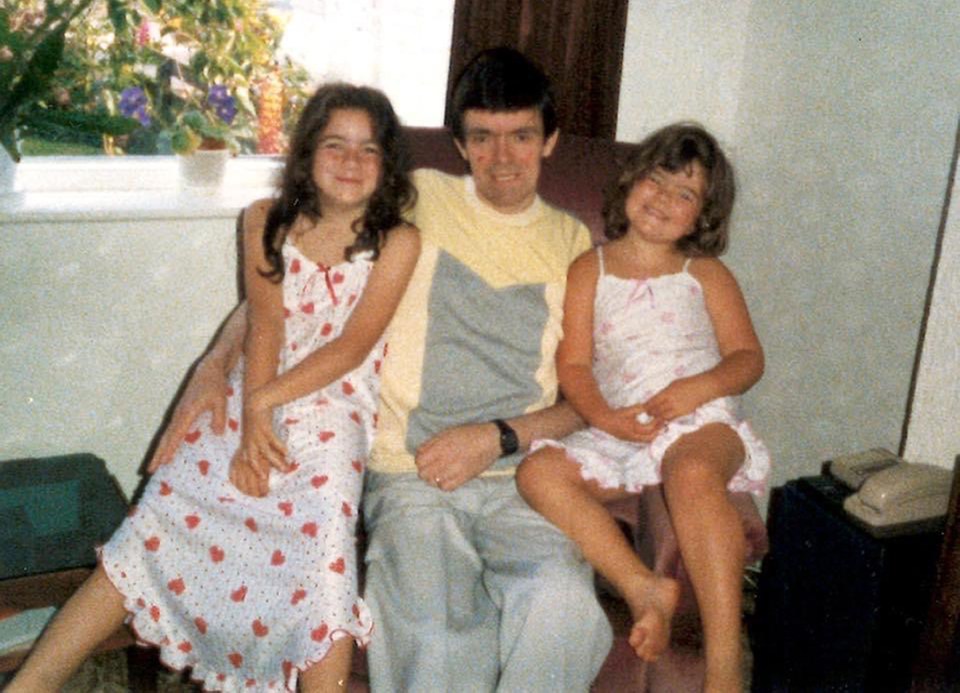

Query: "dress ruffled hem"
left=531, top=400, right=770, bottom=496
left=98, top=550, right=373, bottom=692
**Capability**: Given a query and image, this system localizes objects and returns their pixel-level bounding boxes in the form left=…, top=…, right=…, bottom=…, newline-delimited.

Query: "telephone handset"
left=826, top=448, right=952, bottom=532
left=842, top=461, right=952, bottom=529
left=827, top=448, right=904, bottom=490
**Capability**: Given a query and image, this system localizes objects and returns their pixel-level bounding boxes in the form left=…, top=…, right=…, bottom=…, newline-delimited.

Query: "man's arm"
left=146, top=301, right=248, bottom=471
left=414, top=399, right=584, bottom=491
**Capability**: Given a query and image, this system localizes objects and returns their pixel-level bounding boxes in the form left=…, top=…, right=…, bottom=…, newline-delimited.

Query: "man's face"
left=455, top=108, right=559, bottom=214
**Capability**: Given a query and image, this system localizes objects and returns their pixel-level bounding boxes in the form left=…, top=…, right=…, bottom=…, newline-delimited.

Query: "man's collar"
left=463, top=176, right=544, bottom=226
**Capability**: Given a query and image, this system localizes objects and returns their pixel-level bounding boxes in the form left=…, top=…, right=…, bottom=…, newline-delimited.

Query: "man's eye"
left=362, top=146, right=382, bottom=157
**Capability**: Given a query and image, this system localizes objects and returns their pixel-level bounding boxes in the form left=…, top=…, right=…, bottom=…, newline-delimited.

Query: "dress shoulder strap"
left=682, top=257, right=693, bottom=272
left=597, top=244, right=607, bottom=275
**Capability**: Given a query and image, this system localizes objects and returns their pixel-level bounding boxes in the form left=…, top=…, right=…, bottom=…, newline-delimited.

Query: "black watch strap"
left=493, top=419, right=519, bottom=457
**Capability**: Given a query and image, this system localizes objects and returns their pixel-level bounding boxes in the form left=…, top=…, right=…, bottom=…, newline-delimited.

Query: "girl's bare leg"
left=661, top=423, right=747, bottom=693
left=6, top=565, right=128, bottom=692
left=299, top=637, right=354, bottom=692
left=517, top=448, right=679, bottom=662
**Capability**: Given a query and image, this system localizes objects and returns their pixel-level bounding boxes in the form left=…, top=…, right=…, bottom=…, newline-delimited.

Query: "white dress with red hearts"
left=101, top=243, right=383, bottom=692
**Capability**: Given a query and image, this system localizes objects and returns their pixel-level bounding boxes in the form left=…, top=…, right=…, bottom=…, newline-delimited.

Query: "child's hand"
left=643, top=376, right=714, bottom=421
left=241, top=405, right=292, bottom=474
left=229, top=449, right=269, bottom=497
left=594, top=403, right=663, bottom=443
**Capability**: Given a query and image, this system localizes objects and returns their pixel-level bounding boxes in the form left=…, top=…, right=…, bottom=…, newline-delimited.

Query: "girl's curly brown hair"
left=260, top=83, right=416, bottom=281
left=603, top=122, right=735, bottom=256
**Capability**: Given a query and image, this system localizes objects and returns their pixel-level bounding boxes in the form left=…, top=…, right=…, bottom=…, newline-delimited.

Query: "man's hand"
left=147, top=358, right=230, bottom=473
left=415, top=423, right=500, bottom=491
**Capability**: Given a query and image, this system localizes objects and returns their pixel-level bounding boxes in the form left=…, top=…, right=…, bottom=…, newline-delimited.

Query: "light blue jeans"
left=362, top=472, right=612, bottom=692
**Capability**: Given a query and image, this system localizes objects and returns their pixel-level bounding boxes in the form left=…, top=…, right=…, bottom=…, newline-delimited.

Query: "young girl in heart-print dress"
left=8, top=83, right=420, bottom=693
left=518, top=123, right=769, bottom=693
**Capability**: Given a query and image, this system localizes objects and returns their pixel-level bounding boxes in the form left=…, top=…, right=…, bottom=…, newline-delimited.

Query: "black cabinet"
left=751, top=476, right=943, bottom=692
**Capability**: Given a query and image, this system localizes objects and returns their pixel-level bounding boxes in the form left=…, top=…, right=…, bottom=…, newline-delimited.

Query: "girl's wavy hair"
left=261, top=83, right=416, bottom=281
left=603, top=122, right=736, bottom=256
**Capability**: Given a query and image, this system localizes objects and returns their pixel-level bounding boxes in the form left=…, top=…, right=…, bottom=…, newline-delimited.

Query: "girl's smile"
left=625, top=163, right=706, bottom=245
left=312, top=108, right=382, bottom=214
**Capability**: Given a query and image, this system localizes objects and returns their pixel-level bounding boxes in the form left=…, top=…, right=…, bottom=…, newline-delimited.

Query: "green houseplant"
left=167, top=85, right=237, bottom=154
left=0, top=1, right=137, bottom=164
left=54, top=0, right=310, bottom=157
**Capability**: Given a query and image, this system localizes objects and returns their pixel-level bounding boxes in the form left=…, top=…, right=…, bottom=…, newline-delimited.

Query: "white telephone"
left=830, top=449, right=953, bottom=529
left=828, top=448, right=904, bottom=490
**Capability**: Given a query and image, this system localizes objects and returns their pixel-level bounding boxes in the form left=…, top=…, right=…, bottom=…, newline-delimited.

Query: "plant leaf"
left=4, top=28, right=66, bottom=105
left=106, top=0, right=129, bottom=33
left=0, top=26, right=66, bottom=136
left=1, top=130, right=19, bottom=162
left=25, top=107, right=142, bottom=138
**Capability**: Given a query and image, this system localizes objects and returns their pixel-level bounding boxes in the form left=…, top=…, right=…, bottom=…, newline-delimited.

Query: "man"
left=152, top=48, right=612, bottom=690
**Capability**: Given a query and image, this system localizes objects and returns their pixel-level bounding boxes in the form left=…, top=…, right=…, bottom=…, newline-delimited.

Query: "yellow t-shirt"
left=369, top=169, right=591, bottom=474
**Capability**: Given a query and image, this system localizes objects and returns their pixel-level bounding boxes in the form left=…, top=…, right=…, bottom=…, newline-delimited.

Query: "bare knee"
left=663, top=427, right=743, bottom=494
left=516, top=448, right=561, bottom=502
left=663, top=452, right=725, bottom=490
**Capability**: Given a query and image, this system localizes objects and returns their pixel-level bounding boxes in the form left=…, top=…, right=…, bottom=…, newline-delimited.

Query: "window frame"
left=1, top=155, right=283, bottom=223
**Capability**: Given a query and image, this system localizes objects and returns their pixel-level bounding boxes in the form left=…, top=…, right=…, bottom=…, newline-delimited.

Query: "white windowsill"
left=0, top=156, right=284, bottom=224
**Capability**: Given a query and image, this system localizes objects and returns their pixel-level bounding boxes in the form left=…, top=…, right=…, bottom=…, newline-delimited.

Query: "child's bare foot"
left=623, top=575, right=680, bottom=661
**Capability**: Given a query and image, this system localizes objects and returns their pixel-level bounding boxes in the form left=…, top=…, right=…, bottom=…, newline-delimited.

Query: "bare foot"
left=623, top=575, right=680, bottom=661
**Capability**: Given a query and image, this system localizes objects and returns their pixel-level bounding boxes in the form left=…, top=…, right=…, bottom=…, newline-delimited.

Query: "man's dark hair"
left=449, top=47, right=557, bottom=143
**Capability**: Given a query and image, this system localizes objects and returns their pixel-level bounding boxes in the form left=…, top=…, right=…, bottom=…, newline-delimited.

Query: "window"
left=272, top=0, right=453, bottom=129
left=13, top=0, right=453, bottom=161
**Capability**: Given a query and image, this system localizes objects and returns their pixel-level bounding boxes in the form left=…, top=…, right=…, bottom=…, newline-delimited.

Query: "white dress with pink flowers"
left=101, top=242, right=384, bottom=692
left=533, top=247, right=770, bottom=494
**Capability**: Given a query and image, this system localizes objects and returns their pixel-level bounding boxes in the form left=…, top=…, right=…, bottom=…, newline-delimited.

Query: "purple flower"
left=207, top=85, right=236, bottom=125
left=118, top=86, right=151, bottom=126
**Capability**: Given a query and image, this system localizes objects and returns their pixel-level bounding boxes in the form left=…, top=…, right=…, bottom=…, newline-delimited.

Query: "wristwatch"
left=493, top=419, right=519, bottom=457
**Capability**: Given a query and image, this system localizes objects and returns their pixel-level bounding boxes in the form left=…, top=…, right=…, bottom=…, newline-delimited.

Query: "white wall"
left=618, top=0, right=753, bottom=145
left=904, top=137, right=960, bottom=466
left=1, top=208, right=240, bottom=496
left=617, top=1, right=959, bottom=499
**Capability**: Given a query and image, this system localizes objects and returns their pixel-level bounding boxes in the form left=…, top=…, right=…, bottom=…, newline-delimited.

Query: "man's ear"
left=454, top=138, right=469, bottom=161
left=542, top=129, right=559, bottom=159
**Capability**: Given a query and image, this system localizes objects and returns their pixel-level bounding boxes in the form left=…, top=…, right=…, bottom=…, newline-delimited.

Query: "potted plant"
left=167, top=84, right=238, bottom=155
left=165, top=83, right=238, bottom=190
left=0, top=0, right=137, bottom=190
